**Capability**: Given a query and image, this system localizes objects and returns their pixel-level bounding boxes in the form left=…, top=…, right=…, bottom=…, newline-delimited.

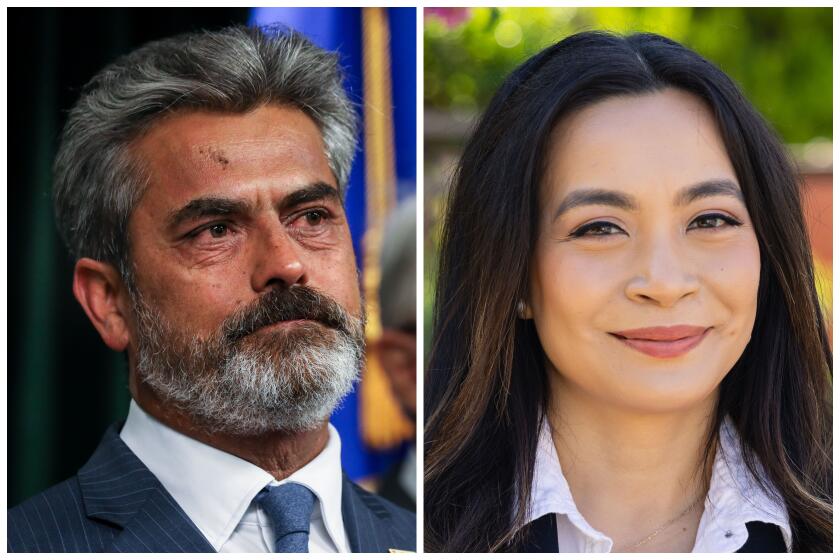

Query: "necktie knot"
left=257, top=482, right=316, bottom=553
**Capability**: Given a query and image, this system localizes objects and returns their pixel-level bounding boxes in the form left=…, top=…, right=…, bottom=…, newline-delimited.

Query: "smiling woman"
left=424, top=31, right=832, bottom=553
left=528, top=90, right=761, bottom=417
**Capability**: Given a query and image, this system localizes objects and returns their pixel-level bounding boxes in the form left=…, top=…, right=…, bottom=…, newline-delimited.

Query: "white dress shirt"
left=527, top=416, right=792, bottom=552
left=120, top=400, right=351, bottom=552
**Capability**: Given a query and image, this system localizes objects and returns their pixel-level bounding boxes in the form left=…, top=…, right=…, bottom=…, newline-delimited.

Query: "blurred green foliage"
left=425, top=7, right=832, bottom=143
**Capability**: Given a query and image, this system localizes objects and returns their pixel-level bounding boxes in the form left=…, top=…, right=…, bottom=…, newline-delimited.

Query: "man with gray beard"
left=131, top=282, right=364, bottom=436
left=8, top=25, right=415, bottom=553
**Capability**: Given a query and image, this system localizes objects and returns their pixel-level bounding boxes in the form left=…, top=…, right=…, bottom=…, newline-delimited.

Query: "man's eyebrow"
left=674, top=179, right=744, bottom=206
left=552, top=188, right=637, bottom=221
left=278, top=181, right=341, bottom=210
left=165, top=182, right=341, bottom=231
left=166, top=197, right=253, bottom=230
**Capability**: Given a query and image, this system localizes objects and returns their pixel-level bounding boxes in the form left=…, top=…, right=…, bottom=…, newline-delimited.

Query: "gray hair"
left=53, top=25, right=358, bottom=277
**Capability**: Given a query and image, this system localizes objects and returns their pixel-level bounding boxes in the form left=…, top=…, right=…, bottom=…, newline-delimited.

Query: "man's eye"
left=305, top=210, right=325, bottom=225
left=296, top=209, right=329, bottom=228
left=186, top=222, right=232, bottom=240
left=570, top=221, right=625, bottom=238
left=207, top=223, right=229, bottom=238
left=688, top=213, right=743, bottom=230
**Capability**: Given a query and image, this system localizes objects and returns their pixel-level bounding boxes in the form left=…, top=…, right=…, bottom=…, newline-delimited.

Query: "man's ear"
left=72, top=258, right=132, bottom=352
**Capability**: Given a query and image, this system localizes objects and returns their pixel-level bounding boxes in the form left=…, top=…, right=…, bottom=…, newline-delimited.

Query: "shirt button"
left=724, top=531, right=733, bottom=538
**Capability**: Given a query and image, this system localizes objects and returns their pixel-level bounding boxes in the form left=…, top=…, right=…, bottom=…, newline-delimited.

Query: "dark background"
left=8, top=7, right=252, bottom=508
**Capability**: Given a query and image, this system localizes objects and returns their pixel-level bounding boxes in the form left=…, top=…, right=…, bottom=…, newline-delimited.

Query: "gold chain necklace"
left=613, top=493, right=705, bottom=552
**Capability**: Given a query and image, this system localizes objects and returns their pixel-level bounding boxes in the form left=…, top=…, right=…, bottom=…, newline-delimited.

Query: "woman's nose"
left=624, top=235, right=700, bottom=307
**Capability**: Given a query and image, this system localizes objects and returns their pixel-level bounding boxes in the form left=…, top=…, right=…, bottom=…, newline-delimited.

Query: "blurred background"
left=424, top=6, right=832, bottom=355
left=8, top=7, right=416, bottom=510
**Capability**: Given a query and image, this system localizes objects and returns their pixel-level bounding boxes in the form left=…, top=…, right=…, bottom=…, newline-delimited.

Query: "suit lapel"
left=341, top=475, right=397, bottom=552
left=79, top=425, right=417, bottom=553
left=78, top=424, right=214, bottom=553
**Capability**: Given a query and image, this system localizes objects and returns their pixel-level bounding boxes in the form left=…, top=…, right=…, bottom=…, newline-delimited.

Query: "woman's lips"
left=609, top=325, right=711, bottom=358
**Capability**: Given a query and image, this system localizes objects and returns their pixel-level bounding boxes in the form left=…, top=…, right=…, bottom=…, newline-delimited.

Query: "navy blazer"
left=514, top=513, right=786, bottom=553
left=8, top=424, right=415, bottom=553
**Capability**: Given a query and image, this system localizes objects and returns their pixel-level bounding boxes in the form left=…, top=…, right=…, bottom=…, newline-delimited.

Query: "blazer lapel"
left=736, top=521, right=787, bottom=553
left=516, top=515, right=786, bottom=553
left=78, top=424, right=214, bottom=553
left=341, top=475, right=400, bottom=552
left=514, top=513, right=560, bottom=553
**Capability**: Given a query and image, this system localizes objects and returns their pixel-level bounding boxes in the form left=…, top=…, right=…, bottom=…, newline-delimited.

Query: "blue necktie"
left=257, top=482, right=316, bottom=553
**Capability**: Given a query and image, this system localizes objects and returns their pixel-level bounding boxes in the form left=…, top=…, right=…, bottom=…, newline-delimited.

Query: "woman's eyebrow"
left=552, top=189, right=636, bottom=221
left=552, top=179, right=744, bottom=222
left=674, top=179, right=743, bottom=206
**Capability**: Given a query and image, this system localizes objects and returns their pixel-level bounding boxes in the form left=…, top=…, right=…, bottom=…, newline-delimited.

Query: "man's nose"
left=624, top=234, right=699, bottom=308
left=251, top=224, right=307, bottom=292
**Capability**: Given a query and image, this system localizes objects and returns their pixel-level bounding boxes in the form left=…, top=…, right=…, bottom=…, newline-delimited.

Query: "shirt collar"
left=693, top=417, right=791, bottom=552
left=528, top=419, right=612, bottom=545
left=527, top=415, right=791, bottom=552
left=120, top=399, right=346, bottom=552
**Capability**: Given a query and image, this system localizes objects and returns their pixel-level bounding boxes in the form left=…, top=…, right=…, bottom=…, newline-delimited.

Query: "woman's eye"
left=570, top=221, right=625, bottom=237
left=688, top=213, right=743, bottom=230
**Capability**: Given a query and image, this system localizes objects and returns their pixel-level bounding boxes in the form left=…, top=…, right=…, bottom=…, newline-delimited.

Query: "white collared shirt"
left=120, top=400, right=350, bottom=553
left=527, top=416, right=792, bottom=552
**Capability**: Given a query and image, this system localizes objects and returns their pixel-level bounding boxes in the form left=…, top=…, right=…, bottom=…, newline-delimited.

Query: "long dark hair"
left=425, top=31, right=832, bottom=552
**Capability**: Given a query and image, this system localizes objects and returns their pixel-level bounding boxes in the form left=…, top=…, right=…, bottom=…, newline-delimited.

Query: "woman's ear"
left=72, top=258, right=132, bottom=351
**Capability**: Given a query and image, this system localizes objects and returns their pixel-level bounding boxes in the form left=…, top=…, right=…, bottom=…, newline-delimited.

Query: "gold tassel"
left=360, top=7, right=414, bottom=449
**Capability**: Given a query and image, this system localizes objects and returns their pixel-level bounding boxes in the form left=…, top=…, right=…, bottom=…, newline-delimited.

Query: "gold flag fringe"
left=360, top=7, right=415, bottom=450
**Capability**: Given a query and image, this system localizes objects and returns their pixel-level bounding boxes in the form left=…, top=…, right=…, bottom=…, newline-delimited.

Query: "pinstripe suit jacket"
left=8, top=424, right=416, bottom=553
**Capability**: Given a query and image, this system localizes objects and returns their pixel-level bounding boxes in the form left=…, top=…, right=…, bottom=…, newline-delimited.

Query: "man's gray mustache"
left=221, top=285, right=358, bottom=344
